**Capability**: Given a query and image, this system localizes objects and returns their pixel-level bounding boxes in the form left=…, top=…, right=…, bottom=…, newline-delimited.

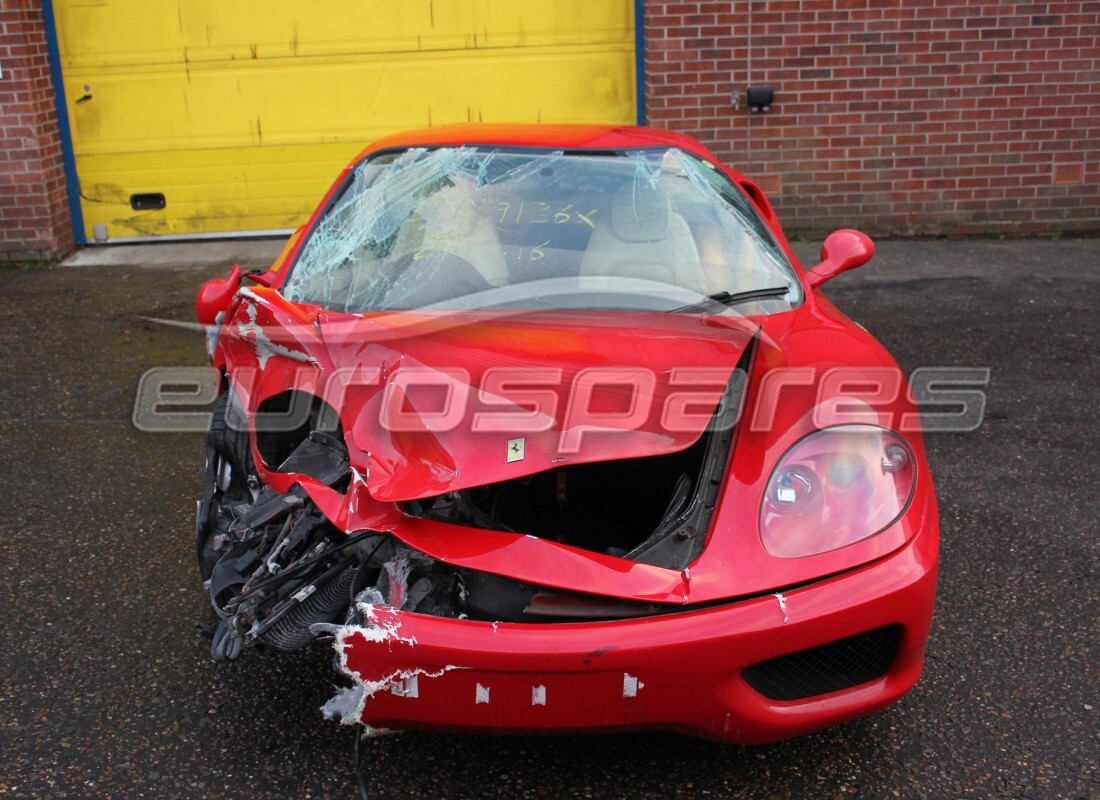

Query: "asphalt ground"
left=1, top=239, right=1097, bottom=799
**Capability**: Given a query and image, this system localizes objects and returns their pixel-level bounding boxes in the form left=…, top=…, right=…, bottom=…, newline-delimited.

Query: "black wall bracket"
left=747, top=86, right=774, bottom=113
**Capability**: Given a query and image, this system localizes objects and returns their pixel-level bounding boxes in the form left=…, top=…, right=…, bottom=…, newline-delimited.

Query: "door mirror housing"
left=806, top=229, right=874, bottom=289
left=196, top=264, right=241, bottom=326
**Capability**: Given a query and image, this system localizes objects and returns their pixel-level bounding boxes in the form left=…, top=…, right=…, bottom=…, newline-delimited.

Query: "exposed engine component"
left=197, top=391, right=376, bottom=661
left=402, top=357, right=748, bottom=570
left=195, top=358, right=746, bottom=663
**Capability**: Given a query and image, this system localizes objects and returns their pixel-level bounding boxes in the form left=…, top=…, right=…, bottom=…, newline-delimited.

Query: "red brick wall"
left=0, top=0, right=73, bottom=263
left=1, top=3, right=1097, bottom=254
left=643, top=0, right=1100, bottom=236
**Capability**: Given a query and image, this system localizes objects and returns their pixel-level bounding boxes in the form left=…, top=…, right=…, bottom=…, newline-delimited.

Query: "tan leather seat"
left=579, top=182, right=705, bottom=293
left=395, top=178, right=509, bottom=288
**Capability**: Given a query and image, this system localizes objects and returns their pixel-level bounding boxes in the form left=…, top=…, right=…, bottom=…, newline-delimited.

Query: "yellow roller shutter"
left=51, top=1, right=637, bottom=241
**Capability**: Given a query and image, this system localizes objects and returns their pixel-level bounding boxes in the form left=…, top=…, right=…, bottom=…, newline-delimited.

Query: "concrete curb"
left=60, top=238, right=287, bottom=270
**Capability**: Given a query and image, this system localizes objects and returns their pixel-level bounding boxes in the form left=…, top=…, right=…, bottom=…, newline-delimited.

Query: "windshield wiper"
left=669, top=285, right=792, bottom=314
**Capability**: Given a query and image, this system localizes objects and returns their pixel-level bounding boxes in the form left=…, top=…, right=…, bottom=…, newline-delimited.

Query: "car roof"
left=353, top=123, right=725, bottom=165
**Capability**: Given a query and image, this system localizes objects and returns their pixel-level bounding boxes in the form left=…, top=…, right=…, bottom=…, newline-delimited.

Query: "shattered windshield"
left=282, top=146, right=800, bottom=313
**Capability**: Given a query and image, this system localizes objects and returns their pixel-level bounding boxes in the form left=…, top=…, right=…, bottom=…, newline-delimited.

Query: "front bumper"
left=336, top=525, right=937, bottom=744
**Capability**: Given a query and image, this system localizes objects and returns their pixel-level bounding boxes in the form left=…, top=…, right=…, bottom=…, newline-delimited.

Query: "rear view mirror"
left=806, top=229, right=874, bottom=288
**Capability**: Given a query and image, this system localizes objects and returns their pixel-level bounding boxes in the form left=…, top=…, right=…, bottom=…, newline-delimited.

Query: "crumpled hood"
left=315, top=309, right=757, bottom=502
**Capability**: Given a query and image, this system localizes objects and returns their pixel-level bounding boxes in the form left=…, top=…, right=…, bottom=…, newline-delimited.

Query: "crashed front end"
left=317, top=340, right=936, bottom=744
left=192, top=137, right=938, bottom=743
left=193, top=308, right=936, bottom=742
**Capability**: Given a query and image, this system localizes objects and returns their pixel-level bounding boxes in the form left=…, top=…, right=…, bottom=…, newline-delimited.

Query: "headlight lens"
left=760, top=426, right=915, bottom=558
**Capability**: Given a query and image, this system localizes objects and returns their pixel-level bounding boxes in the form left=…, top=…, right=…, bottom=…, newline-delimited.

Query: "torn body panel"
left=316, top=309, right=756, bottom=502
left=332, top=519, right=937, bottom=743
left=206, top=290, right=927, bottom=604
left=216, top=283, right=757, bottom=497
left=198, top=293, right=933, bottom=633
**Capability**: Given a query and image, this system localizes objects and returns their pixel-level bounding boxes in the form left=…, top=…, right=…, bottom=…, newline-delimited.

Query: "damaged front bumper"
left=328, top=522, right=938, bottom=744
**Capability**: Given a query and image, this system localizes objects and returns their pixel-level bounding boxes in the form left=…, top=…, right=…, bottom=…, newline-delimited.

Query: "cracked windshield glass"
left=283, top=147, right=800, bottom=313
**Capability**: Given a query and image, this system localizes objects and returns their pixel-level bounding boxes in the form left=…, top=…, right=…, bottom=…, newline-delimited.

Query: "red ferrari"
left=195, top=124, right=938, bottom=743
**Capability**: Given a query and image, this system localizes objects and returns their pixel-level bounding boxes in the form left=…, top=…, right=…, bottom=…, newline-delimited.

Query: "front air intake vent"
left=743, top=625, right=903, bottom=701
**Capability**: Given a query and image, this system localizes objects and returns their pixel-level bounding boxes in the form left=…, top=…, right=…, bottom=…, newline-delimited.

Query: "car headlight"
left=760, top=425, right=916, bottom=558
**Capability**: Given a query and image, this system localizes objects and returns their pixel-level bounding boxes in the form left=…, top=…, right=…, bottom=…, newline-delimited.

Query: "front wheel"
left=196, top=388, right=254, bottom=580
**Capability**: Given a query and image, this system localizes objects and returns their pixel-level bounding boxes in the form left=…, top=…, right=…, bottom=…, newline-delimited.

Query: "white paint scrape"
left=321, top=612, right=460, bottom=726
left=351, top=603, right=418, bottom=647
left=390, top=674, right=419, bottom=698
left=531, top=685, right=547, bottom=706
left=475, top=683, right=491, bottom=704
left=623, top=673, right=644, bottom=698
left=235, top=295, right=318, bottom=369
left=773, top=592, right=790, bottom=624
left=322, top=684, right=369, bottom=724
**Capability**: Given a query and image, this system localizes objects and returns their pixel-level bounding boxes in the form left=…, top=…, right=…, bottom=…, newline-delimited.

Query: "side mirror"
left=196, top=264, right=242, bottom=326
left=806, top=229, right=874, bottom=289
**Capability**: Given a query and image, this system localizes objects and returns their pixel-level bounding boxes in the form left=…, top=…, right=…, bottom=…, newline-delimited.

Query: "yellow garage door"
left=51, top=1, right=637, bottom=241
